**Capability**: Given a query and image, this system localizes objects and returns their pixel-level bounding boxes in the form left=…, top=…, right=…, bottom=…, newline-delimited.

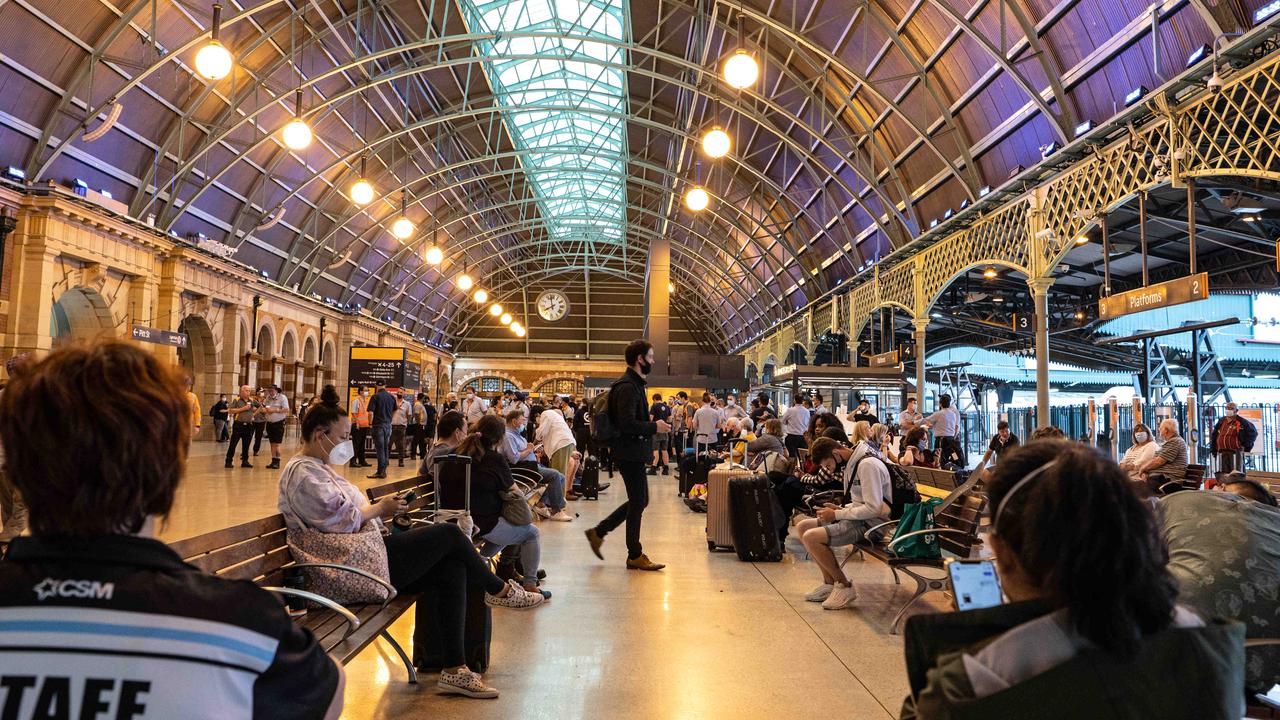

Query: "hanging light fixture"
left=685, top=185, right=710, bottom=212
left=390, top=193, right=414, bottom=240
left=473, top=288, right=489, bottom=303
left=349, top=158, right=375, bottom=206
left=457, top=270, right=474, bottom=292
left=702, top=126, right=731, bottom=158
left=194, top=4, right=233, bottom=80
left=425, top=246, right=443, bottom=265
left=983, top=267, right=998, bottom=279
left=511, top=322, right=526, bottom=337
left=489, top=303, right=503, bottom=316
left=723, top=50, right=759, bottom=89
left=281, top=89, right=312, bottom=150
left=499, top=312, right=513, bottom=326
left=667, top=281, right=675, bottom=293
left=1074, top=234, right=1090, bottom=245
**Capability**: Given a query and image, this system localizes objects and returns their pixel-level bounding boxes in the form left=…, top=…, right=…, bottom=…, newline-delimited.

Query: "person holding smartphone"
left=901, top=440, right=1243, bottom=718
left=501, top=410, right=569, bottom=521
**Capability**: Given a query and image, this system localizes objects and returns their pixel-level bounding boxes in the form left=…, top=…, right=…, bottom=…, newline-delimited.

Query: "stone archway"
left=50, top=287, right=115, bottom=347
left=177, top=315, right=218, bottom=440
left=255, top=324, right=276, bottom=389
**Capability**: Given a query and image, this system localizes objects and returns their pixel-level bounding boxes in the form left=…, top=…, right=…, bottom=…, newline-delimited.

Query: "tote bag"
left=890, top=497, right=944, bottom=559
left=281, top=461, right=392, bottom=605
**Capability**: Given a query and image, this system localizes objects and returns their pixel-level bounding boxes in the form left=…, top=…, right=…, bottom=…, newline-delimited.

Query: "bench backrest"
left=1249, top=470, right=1280, bottom=496
left=366, top=475, right=435, bottom=516
left=905, top=465, right=958, bottom=492
left=934, top=489, right=987, bottom=558
left=168, top=515, right=290, bottom=585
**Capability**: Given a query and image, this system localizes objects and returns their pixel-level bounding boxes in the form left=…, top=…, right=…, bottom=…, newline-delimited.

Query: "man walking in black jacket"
left=585, top=339, right=671, bottom=571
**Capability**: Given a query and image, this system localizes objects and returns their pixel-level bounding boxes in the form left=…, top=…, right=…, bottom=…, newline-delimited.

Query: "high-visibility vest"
left=353, top=396, right=371, bottom=428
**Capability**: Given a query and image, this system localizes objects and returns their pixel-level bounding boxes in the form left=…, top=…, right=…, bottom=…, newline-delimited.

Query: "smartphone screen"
left=947, top=559, right=1004, bottom=611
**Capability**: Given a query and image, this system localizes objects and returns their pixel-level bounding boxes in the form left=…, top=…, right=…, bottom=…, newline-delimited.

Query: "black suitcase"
left=728, top=475, right=783, bottom=562
left=678, top=451, right=698, bottom=496
left=579, top=456, right=600, bottom=500
left=412, top=581, right=492, bottom=673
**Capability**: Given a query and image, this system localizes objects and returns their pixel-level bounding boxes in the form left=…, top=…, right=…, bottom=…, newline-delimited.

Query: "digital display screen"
left=948, top=560, right=1004, bottom=611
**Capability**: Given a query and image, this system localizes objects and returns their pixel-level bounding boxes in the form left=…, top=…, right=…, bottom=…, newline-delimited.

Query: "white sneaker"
left=821, top=583, right=858, bottom=610
left=804, top=583, right=834, bottom=602
left=437, top=668, right=499, bottom=699
left=485, top=580, right=546, bottom=610
left=533, top=505, right=552, bottom=519
left=548, top=510, right=573, bottom=522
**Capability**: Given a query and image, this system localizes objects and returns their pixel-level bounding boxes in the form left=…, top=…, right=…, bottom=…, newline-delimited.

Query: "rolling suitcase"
left=729, top=475, right=783, bottom=562
left=579, top=455, right=601, bottom=500
left=706, top=440, right=753, bottom=551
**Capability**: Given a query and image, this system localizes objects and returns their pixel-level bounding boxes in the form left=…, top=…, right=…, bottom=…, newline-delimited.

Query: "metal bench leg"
left=839, top=545, right=864, bottom=568
left=889, top=575, right=930, bottom=635
left=380, top=629, right=418, bottom=684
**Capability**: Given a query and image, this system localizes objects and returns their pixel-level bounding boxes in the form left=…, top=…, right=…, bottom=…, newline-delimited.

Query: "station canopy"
left=0, top=0, right=1257, bottom=350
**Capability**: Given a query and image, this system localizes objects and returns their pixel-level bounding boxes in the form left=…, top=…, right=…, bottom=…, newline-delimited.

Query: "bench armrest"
left=1158, top=480, right=1187, bottom=494
left=864, top=519, right=899, bottom=537
left=290, top=563, right=398, bottom=604
left=887, top=527, right=972, bottom=552
left=1245, top=638, right=1280, bottom=647
left=263, top=587, right=362, bottom=638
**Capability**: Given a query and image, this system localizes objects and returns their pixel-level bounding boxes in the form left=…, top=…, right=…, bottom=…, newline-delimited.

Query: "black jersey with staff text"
left=0, top=534, right=337, bottom=719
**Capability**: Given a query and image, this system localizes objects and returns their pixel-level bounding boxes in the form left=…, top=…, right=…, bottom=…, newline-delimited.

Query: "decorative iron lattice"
left=739, top=52, right=1280, bottom=366
left=1180, top=53, right=1280, bottom=184
left=918, top=200, right=1032, bottom=307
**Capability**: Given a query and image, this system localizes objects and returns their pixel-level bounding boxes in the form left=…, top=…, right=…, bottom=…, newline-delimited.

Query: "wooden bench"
left=168, top=515, right=421, bottom=684
left=844, top=476, right=987, bottom=634
left=1248, top=470, right=1280, bottom=497
left=902, top=465, right=961, bottom=496
left=1156, top=463, right=1208, bottom=495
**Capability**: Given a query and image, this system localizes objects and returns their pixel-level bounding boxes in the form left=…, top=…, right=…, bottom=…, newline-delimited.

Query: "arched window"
left=463, top=376, right=519, bottom=394
left=534, top=377, right=584, bottom=398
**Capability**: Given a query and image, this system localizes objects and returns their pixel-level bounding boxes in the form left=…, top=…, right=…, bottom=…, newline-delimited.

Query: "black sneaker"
left=661, top=465, right=669, bottom=476
left=240, top=462, right=253, bottom=468
left=224, top=462, right=233, bottom=469
left=267, top=460, right=280, bottom=469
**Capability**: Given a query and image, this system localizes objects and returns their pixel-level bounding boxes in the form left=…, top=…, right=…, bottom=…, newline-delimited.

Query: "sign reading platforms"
left=1098, top=273, right=1209, bottom=320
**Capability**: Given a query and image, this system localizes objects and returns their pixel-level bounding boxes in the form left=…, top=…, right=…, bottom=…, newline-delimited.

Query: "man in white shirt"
left=262, top=385, right=290, bottom=470
left=897, top=397, right=922, bottom=433
left=462, top=388, right=489, bottom=428
left=722, top=395, right=747, bottom=421
left=811, top=392, right=827, bottom=416
left=782, top=394, right=810, bottom=457
left=390, top=392, right=412, bottom=467
left=693, top=394, right=723, bottom=449
left=792, top=437, right=891, bottom=610
left=923, top=394, right=965, bottom=468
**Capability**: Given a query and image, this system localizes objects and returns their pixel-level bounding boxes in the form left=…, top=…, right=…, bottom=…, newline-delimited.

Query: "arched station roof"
left=0, top=0, right=1257, bottom=350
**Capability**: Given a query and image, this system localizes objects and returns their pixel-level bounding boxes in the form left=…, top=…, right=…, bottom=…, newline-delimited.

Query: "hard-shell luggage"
left=729, top=475, right=783, bottom=562
left=706, top=440, right=753, bottom=551
left=431, top=453, right=472, bottom=526
left=579, top=455, right=601, bottom=500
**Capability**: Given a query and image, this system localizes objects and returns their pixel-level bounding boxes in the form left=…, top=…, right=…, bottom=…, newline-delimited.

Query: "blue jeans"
left=536, top=465, right=566, bottom=510
left=373, top=424, right=392, bottom=471
left=481, top=518, right=541, bottom=577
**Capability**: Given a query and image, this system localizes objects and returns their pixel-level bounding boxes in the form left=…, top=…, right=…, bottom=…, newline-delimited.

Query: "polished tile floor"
left=169, top=442, right=944, bottom=719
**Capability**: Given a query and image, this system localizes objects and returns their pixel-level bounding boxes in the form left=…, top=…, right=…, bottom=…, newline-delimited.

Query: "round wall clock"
left=536, top=290, right=570, bottom=322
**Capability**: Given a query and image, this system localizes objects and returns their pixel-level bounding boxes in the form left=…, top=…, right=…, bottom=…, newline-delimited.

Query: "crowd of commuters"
left=1, top=338, right=1274, bottom=718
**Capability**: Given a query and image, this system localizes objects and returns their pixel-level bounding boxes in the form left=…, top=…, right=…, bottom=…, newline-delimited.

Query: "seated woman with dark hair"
left=279, top=389, right=542, bottom=701
left=439, top=415, right=547, bottom=596
left=0, top=342, right=343, bottom=719
left=901, top=440, right=1245, bottom=719
left=893, top=426, right=935, bottom=467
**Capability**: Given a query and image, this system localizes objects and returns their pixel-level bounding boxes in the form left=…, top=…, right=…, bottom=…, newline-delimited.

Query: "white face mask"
left=1227, top=409, right=1237, bottom=417
left=727, top=399, right=736, bottom=406
left=324, top=435, right=355, bottom=466
left=1134, top=432, right=1149, bottom=443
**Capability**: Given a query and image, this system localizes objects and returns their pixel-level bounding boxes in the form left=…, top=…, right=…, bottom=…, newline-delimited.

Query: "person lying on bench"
left=793, top=436, right=891, bottom=611
left=0, top=341, right=345, bottom=719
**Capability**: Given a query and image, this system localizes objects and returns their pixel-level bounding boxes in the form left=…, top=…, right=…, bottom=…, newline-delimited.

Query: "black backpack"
left=589, top=379, right=626, bottom=444
left=851, top=454, right=920, bottom=520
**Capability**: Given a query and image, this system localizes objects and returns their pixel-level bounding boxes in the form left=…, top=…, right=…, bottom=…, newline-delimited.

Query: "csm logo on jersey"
left=34, top=577, right=115, bottom=601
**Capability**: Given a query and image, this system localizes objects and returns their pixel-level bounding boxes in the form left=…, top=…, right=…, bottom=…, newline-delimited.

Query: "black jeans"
left=935, top=436, right=965, bottom=468
left=383, top=523, right=505, bottom=668
left=225, top=422, right=254, bottom=464
left=408, top=424, right=425, bottom=458
left=595, top=460, right=649, bottom=559
left=251, top=421, right=266, bottom=454
left=352, top=426, right=369, bottom=465
left=391, top=425, right=408, bottom=463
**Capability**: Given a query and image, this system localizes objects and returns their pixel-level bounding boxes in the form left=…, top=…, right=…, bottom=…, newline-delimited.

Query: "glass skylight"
left=461, top=0, right=629, bottom=246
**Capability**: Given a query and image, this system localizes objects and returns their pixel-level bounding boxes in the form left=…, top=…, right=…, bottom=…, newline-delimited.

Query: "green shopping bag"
left=889, top=497, right=943, bottom=559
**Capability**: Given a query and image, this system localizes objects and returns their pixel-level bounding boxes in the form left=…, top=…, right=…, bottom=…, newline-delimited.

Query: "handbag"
left=281, top=459, right=392, bottom=605
left=890, top=497, right=943, bottom=559
left=499, top=488, right=534, bottom=525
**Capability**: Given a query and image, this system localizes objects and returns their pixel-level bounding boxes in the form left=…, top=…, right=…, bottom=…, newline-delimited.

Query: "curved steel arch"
left=150, top=37, right=912, bottom=248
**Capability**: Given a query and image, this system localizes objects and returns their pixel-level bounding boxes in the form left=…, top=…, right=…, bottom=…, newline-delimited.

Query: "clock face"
left=536, top=290, right=569, bottom=322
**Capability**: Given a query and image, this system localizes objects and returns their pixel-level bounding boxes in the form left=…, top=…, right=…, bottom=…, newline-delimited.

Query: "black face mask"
left=637, top=359, right=653, bottom=376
